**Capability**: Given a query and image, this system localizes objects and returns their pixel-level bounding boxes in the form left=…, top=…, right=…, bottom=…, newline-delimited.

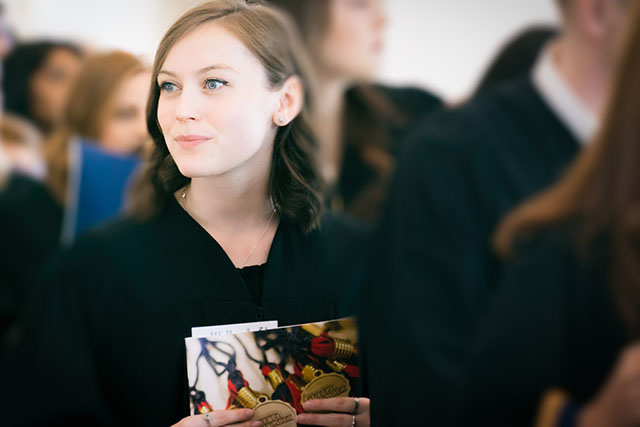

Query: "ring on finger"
left=204, top=412, right=211, bottom=425
left=351, top=414, right=356, bottom=427
left=351, top=397, right=359, bottom=415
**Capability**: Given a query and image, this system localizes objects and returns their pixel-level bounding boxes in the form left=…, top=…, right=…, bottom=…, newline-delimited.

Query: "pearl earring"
left=277, top=117, right=286, bottom=125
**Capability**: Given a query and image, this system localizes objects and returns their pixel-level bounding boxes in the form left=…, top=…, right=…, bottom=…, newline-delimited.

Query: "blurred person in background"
left=268, top=0, right=442, bottom=224
left=0, top=50, right=149, bottom=351
left=45, top=50, right=150, bottom=243
left=363, top=0, right=632, bottom=425
left=461, top=3, right=640, bottom=425
left=2, top=40, right=83, bottom=138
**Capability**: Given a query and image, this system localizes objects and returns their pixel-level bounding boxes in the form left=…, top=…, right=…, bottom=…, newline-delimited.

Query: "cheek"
left=100, top=120, right=134, bottom=151
left=321, top=8, right=380, bottom=77
left=157, top=99, right=176, bottom=134
left=209, top=95, right=271, bottom=151
left=29, top=75, right=48, bottom=105
left=99, top=121, right=122, bottom=146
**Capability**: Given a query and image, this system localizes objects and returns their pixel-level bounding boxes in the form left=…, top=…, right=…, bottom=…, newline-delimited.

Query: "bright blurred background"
left=2, top=0, right=559, bottom=101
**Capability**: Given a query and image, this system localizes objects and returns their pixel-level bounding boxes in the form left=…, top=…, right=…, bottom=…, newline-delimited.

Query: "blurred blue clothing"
left=61, top=138, right=140, bottom=244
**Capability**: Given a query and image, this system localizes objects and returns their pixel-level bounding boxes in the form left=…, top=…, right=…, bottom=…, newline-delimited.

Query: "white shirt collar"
left=532, top=43, right=599, bottom=144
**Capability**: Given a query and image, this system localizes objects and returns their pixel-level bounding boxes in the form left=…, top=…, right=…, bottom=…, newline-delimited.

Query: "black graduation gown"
left=0, top=172, right=62, bottom=345
left=362, top=76, right=581, bottom=426
left=333, top=85, right=443, bottom=223
left=0, top=196, right=368, bottom=426
left=458, top=224, right=627, bottom=426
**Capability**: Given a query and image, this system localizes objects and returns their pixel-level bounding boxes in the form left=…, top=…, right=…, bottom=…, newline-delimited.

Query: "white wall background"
left=3, top=0, right=560, bottom=102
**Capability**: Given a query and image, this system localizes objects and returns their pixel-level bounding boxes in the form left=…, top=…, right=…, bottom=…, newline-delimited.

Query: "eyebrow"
left=158, top=64, right=236, bottom=78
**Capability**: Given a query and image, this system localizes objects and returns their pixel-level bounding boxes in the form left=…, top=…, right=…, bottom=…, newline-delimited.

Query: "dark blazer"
left=459, top=224, right=627, bottom=426
left=334, top=85, right=443, bottom=223
left=0, top=196, right=368, bottom=426
left=362, top=76, right=582, bottom=426
left=0, top=172, right=62, bottom=345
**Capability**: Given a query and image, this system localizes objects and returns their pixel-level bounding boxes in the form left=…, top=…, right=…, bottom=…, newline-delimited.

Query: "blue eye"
left=205, top=79, right=226, bottom=91
left=160, top=82, right=178, bottom=93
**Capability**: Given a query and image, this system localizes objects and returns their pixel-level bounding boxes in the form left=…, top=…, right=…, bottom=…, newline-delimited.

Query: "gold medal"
left=253, top=400, right=297, bottom=427
left=235, top=387, right=268, bottom=409
left=299, top=365, right=351, bottom=402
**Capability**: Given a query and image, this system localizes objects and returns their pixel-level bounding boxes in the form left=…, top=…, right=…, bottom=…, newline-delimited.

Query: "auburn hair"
left=494, top=1, right=640, bottom=333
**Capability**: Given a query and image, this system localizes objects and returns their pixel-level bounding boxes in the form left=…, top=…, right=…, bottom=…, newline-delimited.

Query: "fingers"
left=226, top=421, right=262, bottom=427
left=302, top=397, right=358, bottom=414
left=296, top=412, right=354, bottom=427
left=303, top=397, right=370, bottom=415
left=206, top=409, right=256, bottom=426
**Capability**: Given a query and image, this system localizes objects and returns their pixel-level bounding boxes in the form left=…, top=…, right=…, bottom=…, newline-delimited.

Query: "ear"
left=574, top=0, right=620, bottom=41
left=272, top=75, right=304, bottom=127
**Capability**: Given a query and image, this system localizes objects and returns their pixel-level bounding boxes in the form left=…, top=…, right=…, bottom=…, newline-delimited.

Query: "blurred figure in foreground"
left=364, top=0, right=632, bottom=425
left=268, top=0, right=442, bottom=224
left=462, top=3, right=640, bottom=425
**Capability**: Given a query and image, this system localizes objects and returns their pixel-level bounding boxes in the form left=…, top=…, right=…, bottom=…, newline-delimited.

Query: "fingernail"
left=297, top=414, right=309, bottom=422
left=302, top=400, right=314, bottom=410
left=251, top=422, right=262, bottom=427
left=244, top=409, right=255, bottom=417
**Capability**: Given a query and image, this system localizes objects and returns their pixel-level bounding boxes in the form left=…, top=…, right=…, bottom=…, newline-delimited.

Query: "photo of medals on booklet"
left=185, top=317, right=359, bottom=427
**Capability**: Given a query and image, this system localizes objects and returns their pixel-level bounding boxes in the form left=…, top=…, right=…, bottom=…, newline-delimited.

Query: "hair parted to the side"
left=494, top=0, right=640, bottom=334
left=129, top=0, right=324, bottom=232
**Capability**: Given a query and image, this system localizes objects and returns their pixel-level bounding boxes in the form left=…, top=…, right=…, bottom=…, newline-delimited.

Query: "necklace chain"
left=181, top=186, right=277, bottom=267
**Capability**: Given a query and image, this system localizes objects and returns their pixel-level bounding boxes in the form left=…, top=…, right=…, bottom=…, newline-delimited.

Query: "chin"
left=174, top=161, right=228, bottom=179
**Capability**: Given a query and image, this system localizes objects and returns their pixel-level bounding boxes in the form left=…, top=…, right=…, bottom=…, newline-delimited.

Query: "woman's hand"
left=297, top=397, right=370, bottom=427
left=171, top=409, right=262, bottom=427
left=579, top=343, right=640, bottom=427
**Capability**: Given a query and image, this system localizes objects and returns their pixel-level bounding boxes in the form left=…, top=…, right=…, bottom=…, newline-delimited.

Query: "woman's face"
left=318, top=0, right=386, bottom=82
left=156, top=23, right=281, bottom=180
left=29, top=48, right=82, bottom=129
left=99, top=71, right=151, bottom=154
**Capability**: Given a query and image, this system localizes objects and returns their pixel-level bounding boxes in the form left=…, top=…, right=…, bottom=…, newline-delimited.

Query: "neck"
left=312, top=75, right=350, bottom=184
left=180, top=150, right=274, bottom=232
left=186, top=178, right=272, bottom=228
left=313, top=76, right=349, bottom=121
left=552, top=34, right=610, bottom=116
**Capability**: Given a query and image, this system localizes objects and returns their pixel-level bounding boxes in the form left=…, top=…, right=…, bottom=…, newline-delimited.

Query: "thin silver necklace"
left=180, top=186, right=278, bottom=267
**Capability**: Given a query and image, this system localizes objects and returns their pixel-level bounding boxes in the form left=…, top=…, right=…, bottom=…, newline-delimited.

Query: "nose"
left=174, top=86, right=202, bottom=122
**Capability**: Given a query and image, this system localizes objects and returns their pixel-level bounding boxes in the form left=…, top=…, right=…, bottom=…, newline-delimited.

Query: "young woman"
left=0, top=2, right=369, bottom=426
left=45, top=51, right=150, bottom=242
left=0, top=51, right=149, bottom=352
left=458, top=3, right=640, bottom=426
left=267, top=0, right=442, bottom=224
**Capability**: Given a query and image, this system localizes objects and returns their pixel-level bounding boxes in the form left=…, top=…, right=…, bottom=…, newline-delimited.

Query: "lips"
left=174, top=134, right=211, bottom=148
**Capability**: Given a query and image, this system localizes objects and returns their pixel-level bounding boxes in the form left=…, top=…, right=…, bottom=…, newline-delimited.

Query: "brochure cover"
left=185, top=318, right=358, bottom=426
